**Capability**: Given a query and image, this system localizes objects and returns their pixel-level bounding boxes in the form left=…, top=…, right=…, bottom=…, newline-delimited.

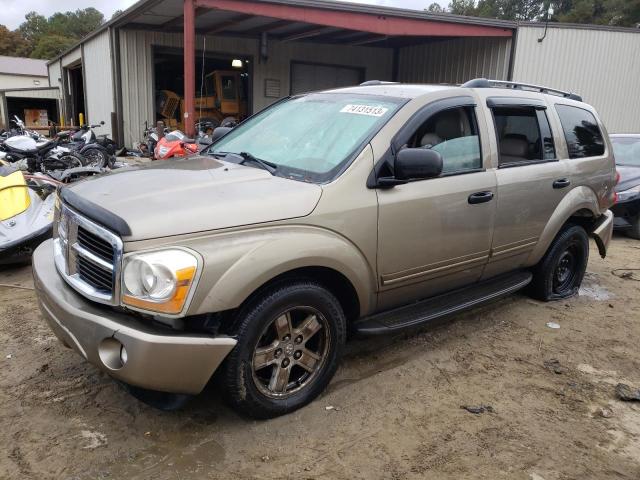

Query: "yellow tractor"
left=182, top=70, right=248, bottom=127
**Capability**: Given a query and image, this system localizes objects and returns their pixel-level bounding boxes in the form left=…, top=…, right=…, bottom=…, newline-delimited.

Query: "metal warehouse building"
left=45, top=0, right=640, bottom=147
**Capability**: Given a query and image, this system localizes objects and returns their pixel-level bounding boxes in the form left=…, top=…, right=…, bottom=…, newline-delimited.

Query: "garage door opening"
left=5, top=97, right=58, bottom=135
left=290, top=61, right=364, bottom=95
left=65, top=63, right=85, bottom=126
left=153, top=48, right=251, bottom=130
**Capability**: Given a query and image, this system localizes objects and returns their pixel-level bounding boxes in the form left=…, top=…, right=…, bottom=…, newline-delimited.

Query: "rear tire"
left=221, top=281, right=346, bottom=419
left=529, top=224, right=589, bottom=301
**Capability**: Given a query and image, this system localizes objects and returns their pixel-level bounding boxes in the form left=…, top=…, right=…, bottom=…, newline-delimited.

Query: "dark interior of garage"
left=5, top=97, right=58, bottom=132
left=67, top=64, right=85, bottom=126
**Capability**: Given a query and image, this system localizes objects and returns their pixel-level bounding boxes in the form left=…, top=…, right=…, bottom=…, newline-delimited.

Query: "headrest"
left=420, top=133, right=441, bottom=147
left=500, top=137, right=528, bottom=157
left=435, top=111, right=462, bottom=140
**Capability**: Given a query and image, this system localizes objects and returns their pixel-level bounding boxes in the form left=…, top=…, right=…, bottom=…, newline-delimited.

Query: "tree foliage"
left=444, top=0, right=640, bottom=25
left=1, top=8, right=105, bottom=60
left=0, top=25, right=31, bottom=57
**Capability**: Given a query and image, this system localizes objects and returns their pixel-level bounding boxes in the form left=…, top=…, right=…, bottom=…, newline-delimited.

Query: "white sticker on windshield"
left=340, top=104, right=389, bottom=117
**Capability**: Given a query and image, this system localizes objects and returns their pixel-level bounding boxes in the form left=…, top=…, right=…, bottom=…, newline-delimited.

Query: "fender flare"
left=527, top=186, right=601, bottom=265
left=189, top=227, right=377, bottom=317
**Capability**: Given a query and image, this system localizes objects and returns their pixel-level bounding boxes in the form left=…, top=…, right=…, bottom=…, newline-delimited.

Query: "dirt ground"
left=1, top=235, right=640, bottom=480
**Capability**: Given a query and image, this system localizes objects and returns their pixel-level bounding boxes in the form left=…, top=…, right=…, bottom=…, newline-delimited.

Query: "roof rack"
left=360, top=80, right=399, bottom=86
left=461, top=78, right=582, bottom=102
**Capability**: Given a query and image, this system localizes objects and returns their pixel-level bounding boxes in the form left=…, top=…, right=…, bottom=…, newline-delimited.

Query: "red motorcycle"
left=153, top=130, right=198, bottom=160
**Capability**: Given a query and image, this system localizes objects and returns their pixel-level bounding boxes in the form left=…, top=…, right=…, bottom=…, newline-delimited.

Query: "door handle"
left=468, top=191, right=494, bottom=204
left=553, top=178, right=571, bottom=189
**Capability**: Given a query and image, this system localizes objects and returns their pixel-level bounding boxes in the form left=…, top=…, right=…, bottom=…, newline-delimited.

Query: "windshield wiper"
left=213, top=151, right=278, bottom=175
left=237, top=152, right=278, bottom=175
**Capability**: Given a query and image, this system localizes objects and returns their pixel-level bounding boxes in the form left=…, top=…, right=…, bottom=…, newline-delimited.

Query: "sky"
left=2, top=0, right=449, bottom=30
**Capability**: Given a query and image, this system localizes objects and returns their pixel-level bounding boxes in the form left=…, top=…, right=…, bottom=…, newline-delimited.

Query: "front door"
left=376, top=98, right=497, bottom=311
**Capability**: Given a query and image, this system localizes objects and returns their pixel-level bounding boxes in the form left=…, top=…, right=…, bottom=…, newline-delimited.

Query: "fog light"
left=98, top=338, right=127, bottom=370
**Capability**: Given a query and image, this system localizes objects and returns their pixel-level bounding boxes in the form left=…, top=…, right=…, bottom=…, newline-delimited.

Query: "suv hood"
left=63, top=156, right=322, bottom=241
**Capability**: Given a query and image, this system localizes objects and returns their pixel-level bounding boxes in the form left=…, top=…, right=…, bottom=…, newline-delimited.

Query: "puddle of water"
left=579, top=274, right=613, bottom=301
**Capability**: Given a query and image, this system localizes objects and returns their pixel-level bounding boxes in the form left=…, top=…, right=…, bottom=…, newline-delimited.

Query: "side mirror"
left=395, top=148, right=443, bottom=181
left=210, top=126, right=232, bottom=143
left=100, top=121, right=105, bottom=125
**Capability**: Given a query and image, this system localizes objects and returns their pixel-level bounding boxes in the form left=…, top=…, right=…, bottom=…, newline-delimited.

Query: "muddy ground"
left=1, top=235, right=640, bottom=480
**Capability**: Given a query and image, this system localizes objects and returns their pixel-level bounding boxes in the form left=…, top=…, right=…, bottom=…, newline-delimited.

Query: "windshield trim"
left=206, top=92, right=409, bottom=184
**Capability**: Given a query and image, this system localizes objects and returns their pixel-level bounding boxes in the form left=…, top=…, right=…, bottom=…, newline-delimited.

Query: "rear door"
left=482, top=96, right=569, bottom=278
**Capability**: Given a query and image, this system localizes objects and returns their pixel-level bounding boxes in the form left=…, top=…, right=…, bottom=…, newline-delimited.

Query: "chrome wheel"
left=251, top=307, right=330, bottom=398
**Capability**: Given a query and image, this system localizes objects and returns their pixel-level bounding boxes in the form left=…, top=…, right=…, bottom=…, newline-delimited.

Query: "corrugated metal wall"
left=118, top=29, right=393, bottom=146
left=83, top=30, right=115, bottom=137
left=398, top=37, right=512, bottom=84
left=513, top=26, right=640, bottom=133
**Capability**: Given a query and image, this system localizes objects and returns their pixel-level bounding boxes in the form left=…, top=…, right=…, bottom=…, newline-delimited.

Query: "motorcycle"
left=0, top=128, right=86, bottom=176
left=55, top=121, right=116, bottom=168
left=0, top=162, right=58, bottom=265
left=154, top=130, right=199, bottom=160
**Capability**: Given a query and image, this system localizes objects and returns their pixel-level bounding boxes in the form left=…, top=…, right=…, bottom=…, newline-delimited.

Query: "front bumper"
left=33, top=240, right=237, bottom=395
left=591, top=210, right=614, bottom=259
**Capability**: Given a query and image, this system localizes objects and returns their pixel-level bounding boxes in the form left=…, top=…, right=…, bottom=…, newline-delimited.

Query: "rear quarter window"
left=555, top=104, right=605, bottom=159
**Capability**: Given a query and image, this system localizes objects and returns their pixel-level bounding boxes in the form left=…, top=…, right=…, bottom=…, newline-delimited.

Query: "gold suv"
left=33, top=79, right=616, bottom=418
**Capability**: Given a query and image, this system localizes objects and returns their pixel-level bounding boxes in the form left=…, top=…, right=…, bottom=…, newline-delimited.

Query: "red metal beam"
left=194, top=0, right=513, bottom=37
left=204, top=13, right=253, bottom=35
left=184, top=0, right=196, bottom=136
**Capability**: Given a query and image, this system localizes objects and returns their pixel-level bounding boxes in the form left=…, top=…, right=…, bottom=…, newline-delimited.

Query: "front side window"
left=211, top=93, right=403, bottom=183
left=611, top=136, right=640, bottom=167
left=555, top=104, right=605, bottom=159
left=492, top=106, right=555, bottom=166
left=405, top=107, right=482, bottom=174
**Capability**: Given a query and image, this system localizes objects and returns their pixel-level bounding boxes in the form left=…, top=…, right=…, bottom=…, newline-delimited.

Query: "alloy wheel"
left=251, top=307, right=330, bottom=398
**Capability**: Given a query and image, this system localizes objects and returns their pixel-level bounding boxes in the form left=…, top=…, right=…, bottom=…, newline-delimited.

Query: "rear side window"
left=492, top=106, right=555, bottom=166
left=555, top=105, right=605, bottom=159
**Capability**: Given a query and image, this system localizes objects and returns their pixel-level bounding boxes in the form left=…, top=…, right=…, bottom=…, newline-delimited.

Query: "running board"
left=354, top=271, right=532, bottom=336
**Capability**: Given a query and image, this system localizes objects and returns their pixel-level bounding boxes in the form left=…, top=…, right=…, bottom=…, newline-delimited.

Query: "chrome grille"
left=53, top=203, right=123, bottom=305
left=77, top=226, right=115, bottom=263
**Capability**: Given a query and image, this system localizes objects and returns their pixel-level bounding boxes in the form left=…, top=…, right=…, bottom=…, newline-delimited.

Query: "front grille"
left=77, top=255, right=114, bottom=292
left=77, top=226, right=115, bottom=263
left=53, top=203, right=123, bottom=305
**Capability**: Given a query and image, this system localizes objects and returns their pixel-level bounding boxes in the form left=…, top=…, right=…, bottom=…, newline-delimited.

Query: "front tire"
left=529, top=224, right=589, bottom=301
left=221, top=281, right=346, bottom=419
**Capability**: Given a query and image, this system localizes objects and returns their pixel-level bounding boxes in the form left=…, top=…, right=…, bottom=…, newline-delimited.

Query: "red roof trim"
left=195, top=0, right=513, bottom=37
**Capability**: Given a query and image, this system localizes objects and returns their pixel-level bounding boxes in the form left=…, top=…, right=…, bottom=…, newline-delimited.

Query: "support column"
left=183, top=0, right=196, bottom=136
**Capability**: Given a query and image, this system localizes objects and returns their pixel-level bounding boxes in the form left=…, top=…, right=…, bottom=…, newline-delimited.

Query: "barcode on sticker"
left=340, top=104, right=389, bottom=117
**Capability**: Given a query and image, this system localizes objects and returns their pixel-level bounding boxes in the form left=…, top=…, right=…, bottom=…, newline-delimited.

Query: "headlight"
left=121, top=249, right=199, bottom=315
left=618, top=185, right=640, bottom=202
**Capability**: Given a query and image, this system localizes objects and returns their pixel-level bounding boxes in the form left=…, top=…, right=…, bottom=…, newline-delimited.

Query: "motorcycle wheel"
left=42, top=152, right=84, bottom=172
left=82, top=147, right=109, bottom=168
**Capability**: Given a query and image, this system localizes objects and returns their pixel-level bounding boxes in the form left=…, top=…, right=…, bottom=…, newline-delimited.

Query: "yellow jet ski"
left=0, top=162, right=57, bottom=265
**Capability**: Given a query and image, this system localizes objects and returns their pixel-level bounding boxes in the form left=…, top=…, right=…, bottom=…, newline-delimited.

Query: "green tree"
left=449, top=0, right=478, bottom=15
left=427, top=3, right=445, bottom=12
left=30, top=34, right=77, bottom=60
left=16, top=8, right=106, bottom=59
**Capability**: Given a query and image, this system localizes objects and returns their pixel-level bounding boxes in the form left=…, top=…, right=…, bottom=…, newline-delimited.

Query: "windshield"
left=611, top=136, right=640, bottom=167
left=210, top=93, right=404, bottom=182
